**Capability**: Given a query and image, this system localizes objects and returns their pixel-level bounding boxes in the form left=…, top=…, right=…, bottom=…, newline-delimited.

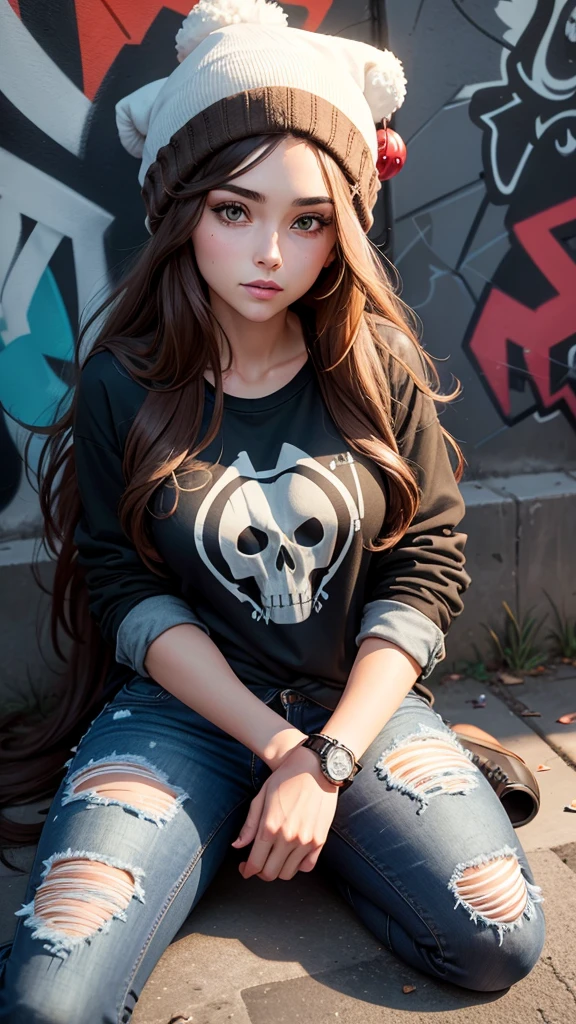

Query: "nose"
left=254, top=228, right=283, bottom=270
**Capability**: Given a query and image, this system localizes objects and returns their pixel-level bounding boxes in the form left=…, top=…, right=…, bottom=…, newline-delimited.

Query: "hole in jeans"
left=448, top=844, right=544, bottom=945
left=374, top=726, right=479, bottom=813
left=14, top=849, right=146, bottom=959
left=61, top=755, right=189, bottom=827
left=34, top=858, right=135, bottom=937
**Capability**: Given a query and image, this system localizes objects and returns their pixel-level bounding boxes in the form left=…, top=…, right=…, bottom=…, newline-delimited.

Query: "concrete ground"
left=1, top=668, right=575, bottom=1023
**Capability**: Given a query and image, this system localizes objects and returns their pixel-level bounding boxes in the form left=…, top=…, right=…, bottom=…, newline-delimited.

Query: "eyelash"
left=210, top=202, right=332, bottom=235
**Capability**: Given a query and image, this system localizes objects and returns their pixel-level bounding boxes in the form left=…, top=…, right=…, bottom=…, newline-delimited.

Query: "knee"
left=447, top=846, right=546, bottom=991
left=1, top=953, right=93, bottom=1024
left=0, top=851, right=145, bottom=1023
left=14, top=850, right=144, bottom=958
left=1, top=993, right=81, bottom=1024
left=458, top=924, right=545, bottom=992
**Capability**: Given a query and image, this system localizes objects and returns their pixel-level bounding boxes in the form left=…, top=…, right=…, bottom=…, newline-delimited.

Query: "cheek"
left=192, top=223, right=220, bottom=269
left=296, top=234, right=336, bottom=276
left=302, top=226, right=337, bottom=265
left=192, top=221, right=241, bottom=278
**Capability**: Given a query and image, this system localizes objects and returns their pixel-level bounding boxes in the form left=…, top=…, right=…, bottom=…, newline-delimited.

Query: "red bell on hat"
left=376, top=126, right=407, bottom=181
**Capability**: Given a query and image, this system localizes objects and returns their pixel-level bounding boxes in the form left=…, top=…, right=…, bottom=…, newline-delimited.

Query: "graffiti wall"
left=2, top=0, right=575, bottom=544
left=0, top=0, right=378, bottom=539
left=386, top=0, right=576, bottom=477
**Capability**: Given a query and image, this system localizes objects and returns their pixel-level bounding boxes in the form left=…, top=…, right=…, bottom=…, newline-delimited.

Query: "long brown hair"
left=0, top=132, right=464, bottom=851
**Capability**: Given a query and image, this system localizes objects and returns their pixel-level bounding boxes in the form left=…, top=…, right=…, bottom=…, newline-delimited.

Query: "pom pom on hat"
left=176, top=0, right=288, bottom=62
left=116, top=78, right=167, bottom=158
left=364, top=56, right=407, bottom=124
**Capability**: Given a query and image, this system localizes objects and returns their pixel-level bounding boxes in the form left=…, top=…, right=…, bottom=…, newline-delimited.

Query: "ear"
left=323, top=247, right=337, bottom=268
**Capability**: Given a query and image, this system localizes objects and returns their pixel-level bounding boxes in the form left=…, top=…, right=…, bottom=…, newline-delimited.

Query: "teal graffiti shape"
left=0, top=268, right=74, bottom=427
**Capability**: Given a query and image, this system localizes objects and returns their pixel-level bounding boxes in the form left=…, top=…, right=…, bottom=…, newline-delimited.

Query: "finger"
left=231, top=787, right=266, bottom=849
left=240, top=833, right=278, bottom=879
left=254, top=838, right=302, bottom=882
left=296, top=845, right=323, bottom=873
left=276, top=842, right=315, bottom=881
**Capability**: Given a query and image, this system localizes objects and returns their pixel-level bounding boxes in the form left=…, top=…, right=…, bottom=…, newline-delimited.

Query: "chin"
left=233, top=300, right=292, bottom=322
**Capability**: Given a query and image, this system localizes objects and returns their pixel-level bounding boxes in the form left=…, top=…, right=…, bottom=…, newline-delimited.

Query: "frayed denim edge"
left=61, top=751, right=190, bottom=827
left=447, top=843, right=545, bottom=947
left=373, top=723, right=480, bottom=814
left=14, top=847, right=146, bottom=960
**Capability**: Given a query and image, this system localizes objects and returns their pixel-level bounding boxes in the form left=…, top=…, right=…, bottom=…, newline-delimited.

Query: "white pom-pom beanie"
left=115, top=0, right=407, bottom=233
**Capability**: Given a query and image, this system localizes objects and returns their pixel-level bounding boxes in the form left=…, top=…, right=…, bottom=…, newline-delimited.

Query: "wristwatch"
left=302, top=733, right=363, bottom=791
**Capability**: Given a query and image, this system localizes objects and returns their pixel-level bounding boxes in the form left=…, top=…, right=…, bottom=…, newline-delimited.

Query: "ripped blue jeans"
left=0, top=679, right=545, bottom=1022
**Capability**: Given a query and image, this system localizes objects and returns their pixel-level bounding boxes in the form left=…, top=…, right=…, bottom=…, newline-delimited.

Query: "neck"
left=207, top=290, right=306, bottom=378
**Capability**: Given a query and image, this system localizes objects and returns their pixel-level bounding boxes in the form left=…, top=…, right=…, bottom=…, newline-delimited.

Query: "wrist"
left=262, top=726, right=308, bottom=772
left=275, top=743, right=341, bottom=792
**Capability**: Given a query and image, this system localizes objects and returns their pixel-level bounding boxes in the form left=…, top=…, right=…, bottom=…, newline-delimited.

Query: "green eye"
left=294, top=215, right=331, bottom=233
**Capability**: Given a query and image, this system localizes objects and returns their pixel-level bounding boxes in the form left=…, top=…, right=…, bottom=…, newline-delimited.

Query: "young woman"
left=0, top=3, right=545, bottom=1019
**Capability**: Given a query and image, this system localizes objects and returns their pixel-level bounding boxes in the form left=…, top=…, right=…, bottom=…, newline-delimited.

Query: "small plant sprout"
left=542, top=590, right=576, bottom=662
left=482, top=601, right=548, bottom=674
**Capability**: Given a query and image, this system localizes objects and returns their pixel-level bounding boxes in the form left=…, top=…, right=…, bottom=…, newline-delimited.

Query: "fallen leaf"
left=402, top=985, right=416, bottom=994
left=537, top=764, right=552, bottom=771
left=557, top=713, right=576, bottom=725
left=497, top=672, right=524, bottom=685
left=520, top=710, right=541, bottom=717
left=563, top=801, right=576, bottom=813
left=442, top=673, right=463, bottom=682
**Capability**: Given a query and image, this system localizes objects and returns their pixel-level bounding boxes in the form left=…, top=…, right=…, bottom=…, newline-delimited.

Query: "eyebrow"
left=214, top=184, right=334, bottom=207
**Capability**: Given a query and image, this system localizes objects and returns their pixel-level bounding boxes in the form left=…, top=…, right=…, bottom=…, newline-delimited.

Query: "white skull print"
left=194, top=442, right=363, bottom=625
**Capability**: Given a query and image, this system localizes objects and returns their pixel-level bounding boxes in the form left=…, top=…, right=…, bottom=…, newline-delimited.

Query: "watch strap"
left=302, top=733, right=363, bottom=786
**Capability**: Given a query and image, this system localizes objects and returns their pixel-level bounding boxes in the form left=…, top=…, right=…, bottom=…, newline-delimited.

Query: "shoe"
left=449, top=723, right=540, bottom=828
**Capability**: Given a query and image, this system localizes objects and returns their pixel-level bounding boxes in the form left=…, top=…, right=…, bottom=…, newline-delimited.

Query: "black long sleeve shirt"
left=72, top=315, right=471, bottom=709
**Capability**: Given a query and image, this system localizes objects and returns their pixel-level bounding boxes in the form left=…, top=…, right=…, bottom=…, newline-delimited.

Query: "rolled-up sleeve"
left=73, top=353, right=209, bottom=677
left=355, top=325, right=471, bottom=679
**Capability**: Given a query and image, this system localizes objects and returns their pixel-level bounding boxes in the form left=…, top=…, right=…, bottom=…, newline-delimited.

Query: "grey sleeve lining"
left=355, top=599, right=446, bottom=680
left=115, top=594, right=210, bottom=678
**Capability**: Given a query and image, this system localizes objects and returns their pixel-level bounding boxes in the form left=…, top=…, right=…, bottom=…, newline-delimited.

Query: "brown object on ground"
left=450, top=722, right=540, bottom=826
left=497, top=672, right=524, bottom=685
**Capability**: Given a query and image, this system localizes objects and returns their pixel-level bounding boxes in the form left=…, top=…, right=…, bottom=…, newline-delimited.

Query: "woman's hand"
left=231, top=745, right=339, bottom=881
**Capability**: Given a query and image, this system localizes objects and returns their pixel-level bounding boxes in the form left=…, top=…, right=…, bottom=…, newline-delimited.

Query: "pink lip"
left=242, top=280, right=284, bottom=292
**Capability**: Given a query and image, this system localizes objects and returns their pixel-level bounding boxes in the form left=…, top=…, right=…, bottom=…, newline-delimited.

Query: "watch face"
left=326, top=746, right=354, bottom=781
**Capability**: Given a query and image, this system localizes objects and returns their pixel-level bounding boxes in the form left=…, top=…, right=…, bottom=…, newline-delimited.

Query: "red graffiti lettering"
left=75, top=0, right=194, bottom=100
left=468, top=197, right=576, bottom=420
left=298, top=1, right=334, bottom=31
left=9, top=2, right=336, bottom=101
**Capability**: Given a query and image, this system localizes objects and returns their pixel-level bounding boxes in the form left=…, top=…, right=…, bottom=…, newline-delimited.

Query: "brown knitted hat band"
left=142, top=87, right=379, bottom=234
